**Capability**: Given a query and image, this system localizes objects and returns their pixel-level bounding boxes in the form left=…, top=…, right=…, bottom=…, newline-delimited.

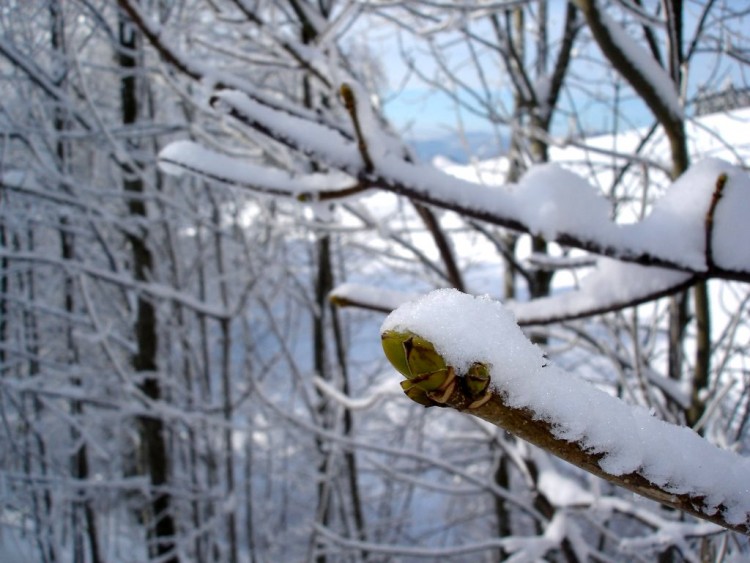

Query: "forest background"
left=2, top=1, right=750, bottom=561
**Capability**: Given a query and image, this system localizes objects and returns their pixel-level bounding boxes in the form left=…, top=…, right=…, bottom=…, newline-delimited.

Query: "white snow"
left=161, top=81, right=750, bottom=280
left=594, top=9, right=682, bottom=120
left=513, top=157, right=750, bottom=274
left=159, top=140, right=356, bottom=197
left=538, top=470, right=595, bottom=508
left=513, top=163, right=612, bottom=241
left=508, top=258, right=691, bottom=325
left=622, top=158, right=738, bottom=271
left=382, top=289, right=750, bottom=525
left=212, top=90, right=363, bottom=172
left=711, top=164, right=750, bottom=270
left=313, top=375, right=396, bottom=411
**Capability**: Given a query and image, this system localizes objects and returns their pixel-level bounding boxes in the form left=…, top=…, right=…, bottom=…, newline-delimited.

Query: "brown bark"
left=441, top=383, right=749, bottom=536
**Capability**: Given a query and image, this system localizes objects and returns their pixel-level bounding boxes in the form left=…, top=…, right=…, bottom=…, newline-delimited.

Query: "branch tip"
left=339, top=83, right=356, bottom=111
left=705, top=172, right=728, bottom=268
left=339, top=83, right=374, bottom=172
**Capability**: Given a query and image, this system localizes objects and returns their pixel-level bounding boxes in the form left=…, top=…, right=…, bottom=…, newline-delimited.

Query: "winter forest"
left=3, top=0, right=750, bottom=561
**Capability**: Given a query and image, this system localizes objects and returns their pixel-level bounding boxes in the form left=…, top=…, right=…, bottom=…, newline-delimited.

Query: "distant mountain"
left=407, top=131, right=508, bottom=164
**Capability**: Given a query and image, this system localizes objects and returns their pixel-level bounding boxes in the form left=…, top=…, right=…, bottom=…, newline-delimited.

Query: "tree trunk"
left=209, top=189, right=239, bottom=563
left=49, top=3, right=102, bottom=560
left=117, top=3, right=178, bottom=559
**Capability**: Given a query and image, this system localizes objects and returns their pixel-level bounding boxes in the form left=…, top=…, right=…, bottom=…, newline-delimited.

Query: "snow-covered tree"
left=4, top=0, right=750, bottom=561
left=148, top=0, right=750, bottom=558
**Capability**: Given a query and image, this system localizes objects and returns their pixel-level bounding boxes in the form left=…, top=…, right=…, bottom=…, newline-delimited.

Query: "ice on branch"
left=382, top=289, right=750, bottom=531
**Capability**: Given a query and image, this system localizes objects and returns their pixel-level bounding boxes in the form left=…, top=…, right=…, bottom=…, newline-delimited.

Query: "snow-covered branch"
left=382, top=289, right=750, bottom=535
left=329, top=258, right=696, bottom=326
left=1, top=250, right=232, bottom=319
left=161, top=86, right=750, bottom=287
left=573, top=0, right=688, bottom=176
left=162, top=81, right=750, bottom=323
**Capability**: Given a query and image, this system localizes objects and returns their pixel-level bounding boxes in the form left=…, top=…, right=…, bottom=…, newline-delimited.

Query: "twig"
left=339, top=83, right=374, bottom=172
left=705, top=173, right=728, bottom=269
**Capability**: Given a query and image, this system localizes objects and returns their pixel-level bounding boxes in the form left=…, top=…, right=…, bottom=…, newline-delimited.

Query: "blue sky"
left=363, top=3, right=748, bottom=144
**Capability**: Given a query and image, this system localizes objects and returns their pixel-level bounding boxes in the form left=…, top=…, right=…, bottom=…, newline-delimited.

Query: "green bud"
left=408, top=367, right=451, bottom=392
left=381, top=330, right=448, bottom=391
left=381, top=330, right=447, bottom=382
left=403, top=335, right=447, bottom=380
left=400, top=379, right=438, bottom=407
left=383, top=330, right=454, bottom=406
left=381, top=330, right=414, bottom=378
left=465, top=362, right=491, bottom=397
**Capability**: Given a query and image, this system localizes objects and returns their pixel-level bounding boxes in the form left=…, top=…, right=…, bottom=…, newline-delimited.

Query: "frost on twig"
left=381, top=289, right=750, bottom=535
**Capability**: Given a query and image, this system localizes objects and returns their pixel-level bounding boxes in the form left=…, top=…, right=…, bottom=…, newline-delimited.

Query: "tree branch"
left=573, top=0, right=688, bottom=177
left=443, top=383, right=747, bottom=535
left=185, top=91, right=750, bottom=284
left=382, top=290, right=750, bottom=536
left=704, top=173, right=728, bottom=270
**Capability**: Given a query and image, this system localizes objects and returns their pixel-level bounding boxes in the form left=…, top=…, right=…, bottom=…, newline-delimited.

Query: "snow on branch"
left=160, top=83, right=750, bottom=284
left=573, top=0, right=682, bottom=122
left=328, top=259, right=693, bottom=327
left=381, top=289, right=750, bottom=535
left=158, top=140, right=364, bottom=200
left=506, top=259, right=694, bottom=325
left=210, top=90, right=363, bottom=172
left=328, top=283, right=418, bottom=314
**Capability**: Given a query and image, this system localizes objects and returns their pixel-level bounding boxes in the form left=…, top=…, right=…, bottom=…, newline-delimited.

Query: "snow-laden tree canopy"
left=5, top=0, right=750, bottom=561
left=148, top=0, right=750, bottom=538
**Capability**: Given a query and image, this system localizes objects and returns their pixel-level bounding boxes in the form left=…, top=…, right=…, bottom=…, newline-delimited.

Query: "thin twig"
left=705, top=173, right=728, bottom=269
left=340, top=84, right=374, bottom=172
